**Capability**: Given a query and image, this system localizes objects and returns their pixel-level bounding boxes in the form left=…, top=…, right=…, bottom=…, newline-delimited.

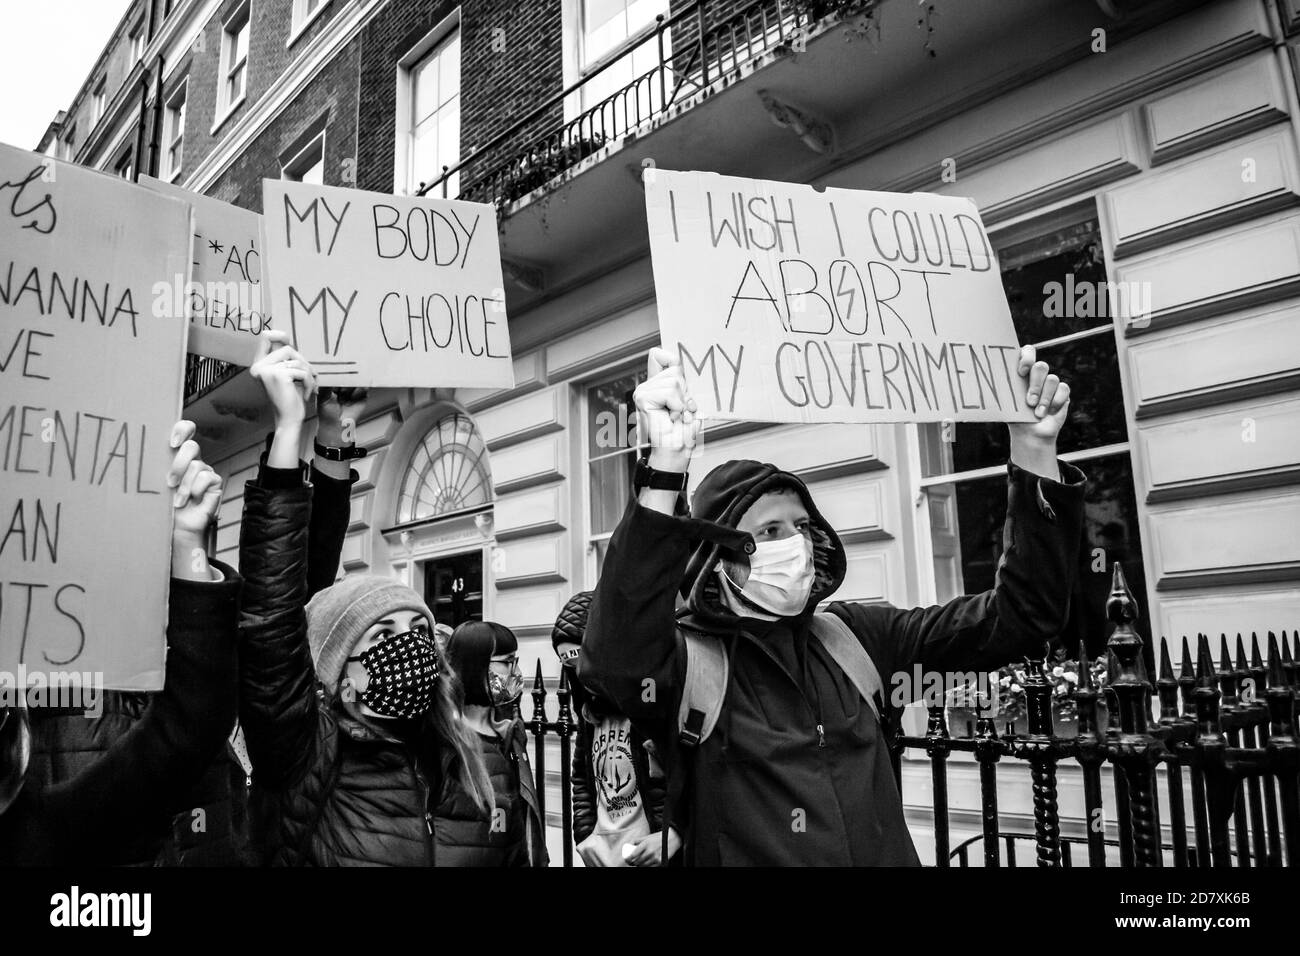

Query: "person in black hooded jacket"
left=579, top=346, right=1086, bottom=867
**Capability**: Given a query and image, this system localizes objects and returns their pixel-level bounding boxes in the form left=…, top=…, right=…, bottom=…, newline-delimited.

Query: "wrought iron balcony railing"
left=417, top=0, right=866, bottom=208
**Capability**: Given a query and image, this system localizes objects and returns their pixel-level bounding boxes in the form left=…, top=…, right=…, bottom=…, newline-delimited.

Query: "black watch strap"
left=314, top=440, right=368, bottom=462
left=634, top=456, right=688, bottom=493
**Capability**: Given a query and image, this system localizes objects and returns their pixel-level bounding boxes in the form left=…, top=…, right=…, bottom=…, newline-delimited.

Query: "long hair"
left=445, top=620, right=517, bottom=707
left=424, top=650, right=495, bottom=817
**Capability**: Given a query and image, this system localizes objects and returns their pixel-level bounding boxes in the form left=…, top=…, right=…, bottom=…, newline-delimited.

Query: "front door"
left=423, top=550, right=484, bottom=628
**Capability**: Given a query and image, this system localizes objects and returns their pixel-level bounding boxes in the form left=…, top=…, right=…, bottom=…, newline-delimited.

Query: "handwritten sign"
left=139, top=176, right=267, bottom=366
left=645, top=169, right=1036, bottom=424
left=0, top=143, right=192, bottom=690
left=261, top=180, right=514, bottom=388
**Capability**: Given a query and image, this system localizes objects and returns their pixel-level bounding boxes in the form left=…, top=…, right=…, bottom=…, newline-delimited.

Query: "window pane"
left=586, top=372, right=641, bottom=458
left=439, top=32, right=460, bottom=102
left=234, top=20, right=250, bottom=62
left=589, top=453, right=636, bottom=536
left=413, top=56, right=439, bottom=125
left=437, top=101, right=460, bottom=169
left=411, top=123, right=439, bottom=183
left=998, top=217, right=1109, bottom=343
left=938, top=455, right=1152, bottom=666
left=298, top=156, right=323, bottom=184
left=944, top=332, right=1127, bottom=473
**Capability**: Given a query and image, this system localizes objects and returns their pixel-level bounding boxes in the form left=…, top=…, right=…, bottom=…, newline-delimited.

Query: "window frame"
left=113, top=146, right=133, bottom=181
left=215, top=1, right=251, bottom=131
left=906, top=196, right=1141, bottom=608
left=163, top=79, right=187, bottom=182
left=92, top=77, right=107, bottom=125
left=280, top=130, right=325, bottom=183
left=561, top=0, right=672, bottom=123
left=288, top=0, right=331, bottom=48
left=580, top=361, right=648, bottom=586
left=129, top=19, right=146, bottom=62
left=393, top=8, right=461, bottom=197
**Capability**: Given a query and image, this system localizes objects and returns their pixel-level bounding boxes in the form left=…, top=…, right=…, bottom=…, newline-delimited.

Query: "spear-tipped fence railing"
left=519, top=562, right=1298, bottom=866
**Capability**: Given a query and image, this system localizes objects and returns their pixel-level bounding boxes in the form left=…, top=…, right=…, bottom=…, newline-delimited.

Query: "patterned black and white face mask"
left=347, top=624, right=440, bottom=719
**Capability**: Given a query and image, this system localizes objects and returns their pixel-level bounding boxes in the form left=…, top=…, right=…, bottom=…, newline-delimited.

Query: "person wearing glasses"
left=438, top=621, right=548, bottom=867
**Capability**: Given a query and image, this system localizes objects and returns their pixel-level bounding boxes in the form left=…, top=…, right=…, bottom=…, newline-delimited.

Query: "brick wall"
left=204, top=37, right=361, bottom=211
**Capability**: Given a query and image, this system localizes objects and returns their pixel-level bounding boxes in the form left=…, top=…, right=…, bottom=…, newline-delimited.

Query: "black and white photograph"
left=0, top=0, right=1296, bottom=938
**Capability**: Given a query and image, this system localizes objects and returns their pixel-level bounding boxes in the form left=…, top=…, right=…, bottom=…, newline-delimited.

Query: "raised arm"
left=238, top=331, right=321, bottom=789
left=10, top=424, right=241, bottom=865
left=306, top=388, right=364, bottom=599
left=834, top=345, right=1087, bottom=686
left=577, top=348, right=700, bottom=727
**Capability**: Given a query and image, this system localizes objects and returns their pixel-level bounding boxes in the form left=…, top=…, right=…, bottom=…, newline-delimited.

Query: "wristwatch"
left=314, top=440, right=368, bottom=462
left=633, top=456, right=688, bottom=494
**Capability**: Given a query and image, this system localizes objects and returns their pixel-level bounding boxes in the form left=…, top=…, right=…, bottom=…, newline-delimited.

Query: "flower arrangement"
left=996, top=652, right=1109, bottom=722
left=943, top=650, right=1109, bottom=723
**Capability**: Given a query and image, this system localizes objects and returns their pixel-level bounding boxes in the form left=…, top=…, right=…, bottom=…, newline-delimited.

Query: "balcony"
left=414, top=0, right=1195, bottom=327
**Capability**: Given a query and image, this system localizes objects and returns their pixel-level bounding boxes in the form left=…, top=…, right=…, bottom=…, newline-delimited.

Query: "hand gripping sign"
left=644, top=169, right=1038, bottom=425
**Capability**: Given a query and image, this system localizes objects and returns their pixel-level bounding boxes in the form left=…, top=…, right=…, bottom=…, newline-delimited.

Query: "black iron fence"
left=418, top=0, right=869, bottom=206
left=519, top=564, right=1298, bottom=867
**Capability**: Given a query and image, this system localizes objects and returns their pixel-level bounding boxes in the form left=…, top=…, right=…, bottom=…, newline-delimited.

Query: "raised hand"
left=633, top=347, right=700, bottom=472
left=249, top=329, right=317, bottom=432
left=316, top=386, right=368, bottom=448
left=1007, top=344, right=1071, bottom=481
left=168, top=420, right=223, bottom=581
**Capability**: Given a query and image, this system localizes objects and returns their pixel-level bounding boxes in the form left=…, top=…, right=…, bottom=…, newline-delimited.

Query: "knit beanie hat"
left=306, top=575, right=435, bottom=690
left=551, top=590, right=594, bottom=652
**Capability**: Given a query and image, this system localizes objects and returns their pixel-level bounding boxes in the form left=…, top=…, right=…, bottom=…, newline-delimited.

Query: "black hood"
left=679, top=460, right=845, bottom=630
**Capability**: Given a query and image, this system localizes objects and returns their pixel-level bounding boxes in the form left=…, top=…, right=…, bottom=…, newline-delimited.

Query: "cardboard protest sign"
left=644, top=169, right=1037, bottom=425
left=261, top=180, right=514, bottom=388
left=0, top=143, right=192, bottom=691
left=139, top=176, right=267, bottom=366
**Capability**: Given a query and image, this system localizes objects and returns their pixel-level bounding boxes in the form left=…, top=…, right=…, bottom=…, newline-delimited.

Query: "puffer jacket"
left=580, top=458, right=1086, bottom=866
left=434, top=718, right=547, bottom=867
left=3, top=565, right=242, bottom=865
left=23, top=461, right=354, bottom=866
left=239, top=467, right=461, bottom=866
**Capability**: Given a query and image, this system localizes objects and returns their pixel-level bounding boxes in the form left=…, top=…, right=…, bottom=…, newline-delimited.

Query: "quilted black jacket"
left=4, top=567, right=242, bottom=865
left=433, top=718, right=547, bottom=867
left=240, top=470, right=462, bottom=866
left=23, top=462, right=354, bottom=866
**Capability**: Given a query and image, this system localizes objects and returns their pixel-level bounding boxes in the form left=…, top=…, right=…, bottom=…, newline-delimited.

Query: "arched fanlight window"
left=396, top=413, right=492, bottom=523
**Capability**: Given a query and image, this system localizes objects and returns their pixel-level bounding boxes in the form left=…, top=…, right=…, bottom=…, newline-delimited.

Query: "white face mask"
left=718, top=533, right=815, bottom=618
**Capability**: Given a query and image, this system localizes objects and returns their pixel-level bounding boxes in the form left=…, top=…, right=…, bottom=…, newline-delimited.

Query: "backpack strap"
left=677, top=629, right=729, bottom=748
left=809, top=612, right=883, bottom=722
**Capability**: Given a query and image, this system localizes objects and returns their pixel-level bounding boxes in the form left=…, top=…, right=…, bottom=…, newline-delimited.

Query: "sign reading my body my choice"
left=0, top=143, right=192, bottom=691
left=645, top=169, right=1038, bottom=425
left=262, top=180, right=514, bottom=388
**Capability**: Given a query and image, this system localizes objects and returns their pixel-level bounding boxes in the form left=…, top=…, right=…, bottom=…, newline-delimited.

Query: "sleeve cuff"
left=257, top=461, right=307, bottom=489
left=1008, top=459, right=1086, bottom=524
left=310, top=462, right=359, bottom=488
